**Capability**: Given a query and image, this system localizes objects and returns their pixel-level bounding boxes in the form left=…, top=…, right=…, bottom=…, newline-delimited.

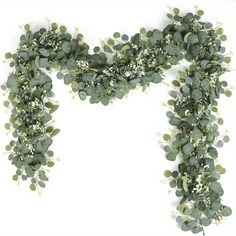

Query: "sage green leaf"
left=192, top=89, right=202, bottom=100
left=57, top=72, right=64, bottom=80
left=222, top=206, right=232, bottom=216
left=66, top=58, right=77, bottom=69
left=181, top=223, right=190, bottom=231
left=183, top=143, right=194, bottom=155
left=169, top=117, right=181, bottom=126
left=209, top=182, right=224, bottom=196
left=201, top=79, right=210, bottom=91
left=173, top=32, right=182, bottom=43
left=45, top=102, right=54, bottom=108
left=43, top=81, right=52, bottom=92
left=191, top=226, right=202, bottom=234
left=71, top=81, right=80, bottom=92
left=42, top=113, right=52, bottom=124
left=151, top=72, right=162, bottom=83
left=201, top=218, right=212, bottom=226
left=187, top=34, right=199, bottom=44
left=187, top=220, right=197, bottom=229
left=182, top=176, right=188, bottom=192
left=47, top=161, right=55, bottom=168
left=39, top=175, right=49, bottom=181
left=101, top=96, right=109, bottom=106
left=192, top=128, right=203, bottom=139
left=176, top=216, right=184, bottom=225
left=216, top=140, right=224, bottom=148
left=166, top=151, right=176, bottom=161
left=79, top=91, right=87, bottom=101
left=223, top=135, right=230, bottom=142
left=49, top=105, right=59, bottom=114
left=30, top=183, right=36, bottom=191
left=39, top=48, right=49, bottom=57
left=191, top=208, right=202, bottom=219
left=38, top=181, right=46, bottom=188
left=163, top=134, right=171, bottom=141
left=35, top=55, right=40, bottom=68
left=39, top=58, right=49, bottom=68
left=50, top=129, right=60, bottom=137
left=170, top=179, right=177, bottom=188
left=62, top=41, right=71, bottom=54
left=208, top=146, right=218, bottom=158
left=164, top=170, right=172, bottom=178
left=64, top=74, right=74, bottom=84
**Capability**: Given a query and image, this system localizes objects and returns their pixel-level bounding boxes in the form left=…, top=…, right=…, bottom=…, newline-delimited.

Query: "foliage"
left=1, top=8, right=232, bottom=234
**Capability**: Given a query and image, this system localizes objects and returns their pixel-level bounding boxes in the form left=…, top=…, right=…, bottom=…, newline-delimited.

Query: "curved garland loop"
left=1, top=8, right=232, bottom=234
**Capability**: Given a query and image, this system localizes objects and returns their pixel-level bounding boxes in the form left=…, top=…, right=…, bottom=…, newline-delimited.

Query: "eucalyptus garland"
left=1, top=8, right=232, bottom=234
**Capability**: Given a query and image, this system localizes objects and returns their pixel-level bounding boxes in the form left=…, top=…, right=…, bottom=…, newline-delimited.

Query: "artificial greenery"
left=1, top=8, right=232, bottom=234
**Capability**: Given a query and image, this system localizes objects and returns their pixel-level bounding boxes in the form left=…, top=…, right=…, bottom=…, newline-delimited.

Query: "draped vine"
left=1, top=8, right=232, bottom=234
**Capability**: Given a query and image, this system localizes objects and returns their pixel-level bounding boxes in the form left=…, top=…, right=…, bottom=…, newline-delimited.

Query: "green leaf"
left=201, top=218, right=212, bottom=226
left=170, top=179, right=177, bottom=188
left=187, top=220, right=198, bottom=229
left=79, top=91, right=87, bottom=101
left=38, top=181, right=46, bottom=188
left=187, top=34, right=199, bottom=44
left=176, top=216, right=184, bottom=225
left=192, top=128, right=203, bottom=139
left=222, top=206, right=232, bottom=216
left=3, top=100, right=9, bottom=108
left=216, top=140, right=224, bottom=148
left=163, top=134, right=171, bottom=141
left=5, top=145, right=11, bottom=151
left=166, top=151, right=176, bottom=161
left=225, top=90, right=232, bottom=97
left=71, top=81, right=80, bottom=92
left=169, top=117, right=181, bottom=126
left=39, top=58, right=49, bottom=68
left=209, top=182, right=224, bottom=196
left=151, top=73, right=162, bottom=83
left=217, top=118, right=224, bottom=125
left=201, top=79, right=210, bottom=91
left=12, top=175, right=18, bottom=181
left=5, top=52, right=12, bottom=59
left=101, top=96, right=109, bottom=106
left=191, top=208, right=202, bottom=219
left=39, top=48, right=49, bottom=57
left=197, top=9, right=204, bottom=16
left=192, top=89, right=202, bottom=100
left=181, top=223, right=190, bottom=231
left=47, top=161, right=55, bottom=168
left=164, top=170, right=172, bottom=178
left=173, top=32, right=182, bottom=43
left=183, top=143, right=194, bottom=155
left=43, top=81, right=53, bottom=92
left=121, top=34, right=129, bottom=41
left=182, top=176, right=188, bottom=192
left=57, top=72, right=64, bottom=80
left=62, top=41, right=71, bottom=54
left=50, top=128, right=60, bottom=137
left=49, top=105, right=59, bottom=114
left=208, top=146, right=218, bottom=158
left=64, top=74, right=74, bottom=84
left=113, top=32, right=121, bottom=38
left=45, top=102, right=54, bottom=108
left=30, top=183, right=36, bottom=191
left=191, top=226, right=202, bottom=234
left=39, top=175, right=49, bottom=181
left=223, top=135, right=230, bottom=143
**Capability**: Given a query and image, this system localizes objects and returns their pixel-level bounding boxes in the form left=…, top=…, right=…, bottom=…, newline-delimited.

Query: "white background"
left=0, top=0, right=236, bottom=235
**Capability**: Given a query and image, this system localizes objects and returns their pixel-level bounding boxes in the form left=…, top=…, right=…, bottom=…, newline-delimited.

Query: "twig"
left=202, top=226, right=205, bottom=236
